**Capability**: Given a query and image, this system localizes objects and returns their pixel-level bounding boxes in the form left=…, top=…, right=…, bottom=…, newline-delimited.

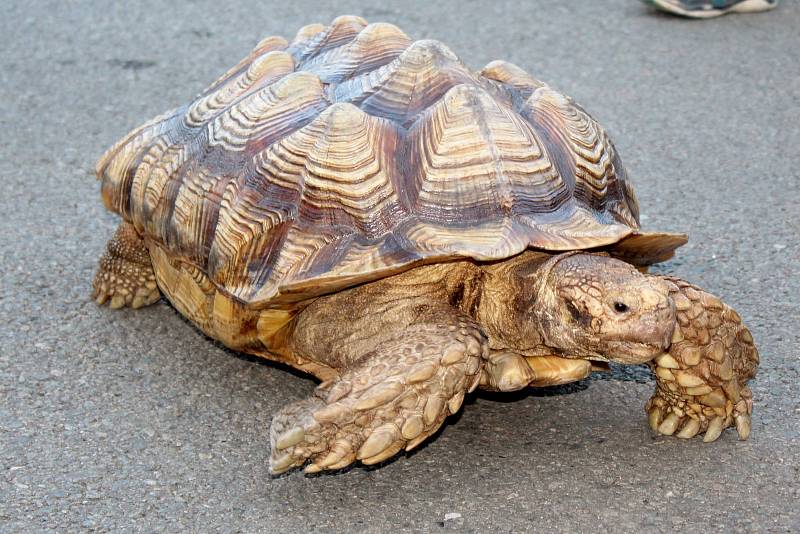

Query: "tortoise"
left=92, top=15, right=759, bottom=474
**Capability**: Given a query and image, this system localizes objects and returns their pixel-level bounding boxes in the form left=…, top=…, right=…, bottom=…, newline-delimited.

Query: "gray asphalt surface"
left=2, top=1, right=799, bottom=532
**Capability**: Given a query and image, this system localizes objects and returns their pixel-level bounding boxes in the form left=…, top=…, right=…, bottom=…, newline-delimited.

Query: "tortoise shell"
left=97, top=15, right=686, bottom=306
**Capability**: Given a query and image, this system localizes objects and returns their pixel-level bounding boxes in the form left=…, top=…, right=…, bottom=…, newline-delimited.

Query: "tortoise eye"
left=613, top=302, right=629, bottom=313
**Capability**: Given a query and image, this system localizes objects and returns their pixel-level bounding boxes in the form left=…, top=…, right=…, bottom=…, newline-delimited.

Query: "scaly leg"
left=646, top=277, right=759, bottom=442
left=481, top=351, right=592, bottom=391
left=269, top=314, right=487, bottom=474
left=92, top=221, right=160, bottom=309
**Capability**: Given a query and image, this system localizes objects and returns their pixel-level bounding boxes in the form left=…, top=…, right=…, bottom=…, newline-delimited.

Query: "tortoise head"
left=478, top=252, right=675, bottom=363
left=528, top=253, right=675, bottom=364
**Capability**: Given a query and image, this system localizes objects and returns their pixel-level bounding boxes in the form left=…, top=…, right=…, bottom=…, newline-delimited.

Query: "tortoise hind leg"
left=269, top=314, right=487, bottom=474
left=92, top=221, right=160, bottom=309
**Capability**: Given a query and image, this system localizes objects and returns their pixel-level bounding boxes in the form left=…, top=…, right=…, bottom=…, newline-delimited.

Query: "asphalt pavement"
left=1, top=1, right=798, bottom=532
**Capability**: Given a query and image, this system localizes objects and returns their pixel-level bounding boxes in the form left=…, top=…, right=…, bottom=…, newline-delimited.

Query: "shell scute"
left=331, top=39, right=481, bottom=127
left=186, top=51, right=296, bottom=128
left=288, top=15, right=368, bottom=63
left=300, top=22, right=412, bottom=83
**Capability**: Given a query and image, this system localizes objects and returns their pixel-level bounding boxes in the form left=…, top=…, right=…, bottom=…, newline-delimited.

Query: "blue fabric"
left=666, top=0, right=776, bottom=8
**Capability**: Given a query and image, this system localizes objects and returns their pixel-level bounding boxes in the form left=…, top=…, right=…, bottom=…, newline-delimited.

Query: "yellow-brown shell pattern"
left=97, top=15, right=645, bottom=305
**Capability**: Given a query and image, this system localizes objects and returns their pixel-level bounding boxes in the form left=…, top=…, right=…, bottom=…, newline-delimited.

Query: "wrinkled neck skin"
left=475, top=251, right=555, bottom=356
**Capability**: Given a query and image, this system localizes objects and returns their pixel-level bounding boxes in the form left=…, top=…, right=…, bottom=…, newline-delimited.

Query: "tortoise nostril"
left=613, top=302, right=629, bottom=313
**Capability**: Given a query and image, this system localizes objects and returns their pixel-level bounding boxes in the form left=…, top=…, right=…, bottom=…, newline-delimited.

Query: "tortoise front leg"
left=93, top=221, right=160, bottom=309
left=269, top=313, right=487, bottom=475
left=646, top=277, right=759, bottom=442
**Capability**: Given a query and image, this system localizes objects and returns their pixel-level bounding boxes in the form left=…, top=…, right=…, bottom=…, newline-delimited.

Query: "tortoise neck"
left=476, top=251, right=553, bottom=354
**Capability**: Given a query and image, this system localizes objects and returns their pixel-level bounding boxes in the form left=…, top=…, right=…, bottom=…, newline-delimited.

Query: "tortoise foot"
left=92, top=222, right=160, bottom=309
left=646, top=380, right=753, bottom=442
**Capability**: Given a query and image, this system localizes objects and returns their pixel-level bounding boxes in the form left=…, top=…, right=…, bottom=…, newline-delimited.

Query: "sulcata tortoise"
left=93, top=15, right=759, bottom=474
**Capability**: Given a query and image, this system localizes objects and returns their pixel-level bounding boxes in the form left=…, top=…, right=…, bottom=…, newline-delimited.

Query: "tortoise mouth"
left=577, top=338, right=668, bottom=365
left=603, top=339, right=668, bottom=364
